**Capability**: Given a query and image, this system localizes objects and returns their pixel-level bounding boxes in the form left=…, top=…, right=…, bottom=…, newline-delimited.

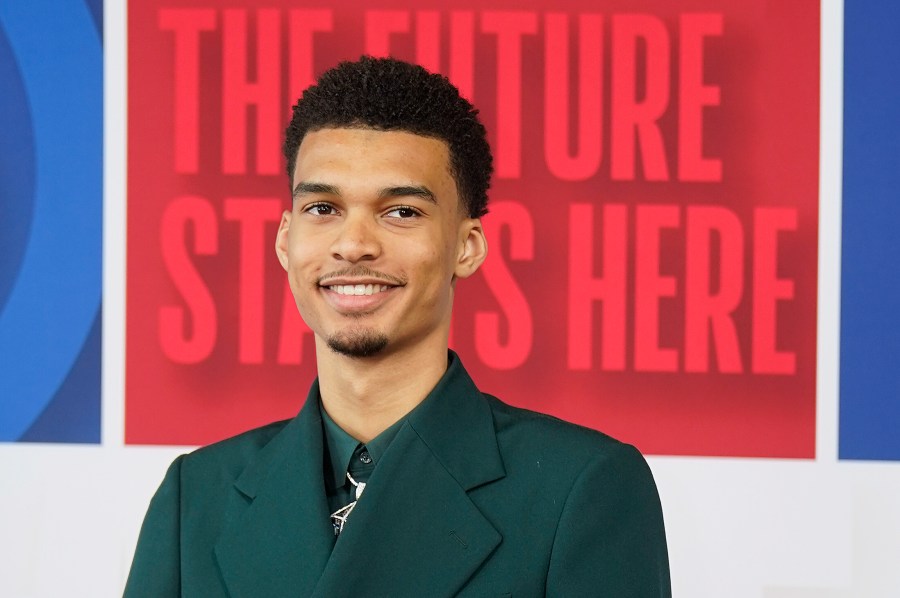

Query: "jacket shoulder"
left=485, top=393, right=630, bottom=456
left=481, top=393, right=654, bottom=494
left=180, top=418, right=292, bottom=481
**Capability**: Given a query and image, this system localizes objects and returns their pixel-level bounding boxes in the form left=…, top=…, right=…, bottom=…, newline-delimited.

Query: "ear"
left=275, top=210, right=292, bottom=271
left=454, top=218, right=488, bottom=279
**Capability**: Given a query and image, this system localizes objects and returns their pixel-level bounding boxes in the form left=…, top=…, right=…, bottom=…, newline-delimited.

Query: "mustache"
left=317, top=266, right=407, bottom=287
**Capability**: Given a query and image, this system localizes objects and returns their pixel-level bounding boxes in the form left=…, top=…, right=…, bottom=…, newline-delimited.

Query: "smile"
left=328, top=284, right=392, bottom=296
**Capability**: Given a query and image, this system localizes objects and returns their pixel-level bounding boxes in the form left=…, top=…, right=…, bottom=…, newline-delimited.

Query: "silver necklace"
left=330, top=472, right=366, bottom=536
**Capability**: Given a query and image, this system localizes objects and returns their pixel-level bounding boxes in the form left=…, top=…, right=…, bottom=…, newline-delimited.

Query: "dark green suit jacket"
left=125, top=355, right=670, bottom=597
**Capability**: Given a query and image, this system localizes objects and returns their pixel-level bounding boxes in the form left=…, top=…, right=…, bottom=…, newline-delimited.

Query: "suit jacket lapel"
left=312, top=354, right=506, bottom=597
left=214, top=382, right=334, bottom=597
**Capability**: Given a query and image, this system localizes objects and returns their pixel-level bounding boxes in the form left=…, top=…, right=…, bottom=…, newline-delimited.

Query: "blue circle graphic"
left=0, top=27, right=36, bottom=313
left=0, top=1, right=102, bottom=441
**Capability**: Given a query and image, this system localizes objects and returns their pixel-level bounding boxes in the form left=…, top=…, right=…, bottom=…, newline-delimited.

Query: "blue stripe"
left=839, top=0, right=900, bottom=460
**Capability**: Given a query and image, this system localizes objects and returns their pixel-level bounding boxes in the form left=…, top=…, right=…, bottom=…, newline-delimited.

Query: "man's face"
left=276, top=127, right=487, bottom=358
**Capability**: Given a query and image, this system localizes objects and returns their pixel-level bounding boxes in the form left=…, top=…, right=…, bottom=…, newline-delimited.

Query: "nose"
left=330, top=213, right=381, bottom=263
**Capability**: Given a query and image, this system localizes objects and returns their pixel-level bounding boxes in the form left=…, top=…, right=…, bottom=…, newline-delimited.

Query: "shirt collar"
left=319, top=401, right=407, bottom=491
left=318, top=352, right=457, bottom=491
left=320, top=404, right=360, bottom=491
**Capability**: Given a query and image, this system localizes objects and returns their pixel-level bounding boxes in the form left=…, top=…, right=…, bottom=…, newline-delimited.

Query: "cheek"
left=417, top=245, right=450, bottom=273
left=286, top=234, right=320, bottom=276
left=284, top=248, right=322, bottom=309
left=415, top=247, right=457, bottom=301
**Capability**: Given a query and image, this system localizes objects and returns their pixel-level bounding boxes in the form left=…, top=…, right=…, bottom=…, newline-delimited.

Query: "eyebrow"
left=292, top=182, right=437, bottom=205
left=292, top=181, right=339, bottom=200
left=378, top=186, right=437, bottom=205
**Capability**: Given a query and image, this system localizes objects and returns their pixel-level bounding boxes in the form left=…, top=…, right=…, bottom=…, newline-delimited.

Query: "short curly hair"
left=283, top=56, right=492, bottom=218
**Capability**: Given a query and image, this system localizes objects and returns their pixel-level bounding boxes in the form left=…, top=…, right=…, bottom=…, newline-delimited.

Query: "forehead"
left=293, top=127, right=455, bottom=193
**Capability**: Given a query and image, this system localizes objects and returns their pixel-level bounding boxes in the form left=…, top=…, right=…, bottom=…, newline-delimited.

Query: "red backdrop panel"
left=126, top=0, right=820, bottom=457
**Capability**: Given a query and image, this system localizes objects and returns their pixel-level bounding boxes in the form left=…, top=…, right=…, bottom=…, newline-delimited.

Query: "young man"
left=125, top=56, right=670, bottom=597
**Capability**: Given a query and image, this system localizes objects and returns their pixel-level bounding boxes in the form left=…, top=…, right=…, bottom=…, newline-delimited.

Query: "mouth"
left=326, top=284, right=392, bottom=296
left=317, top=268, right=405, bottom=313
left=318, top=277, right=401, bottom=314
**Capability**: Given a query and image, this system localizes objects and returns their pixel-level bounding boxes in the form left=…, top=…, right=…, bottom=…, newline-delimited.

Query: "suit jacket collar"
left=215, top=352, right=506, bottom=597
left=214, top=380, right=335, bottom=597
left=406, top=351, right=506, bottom=490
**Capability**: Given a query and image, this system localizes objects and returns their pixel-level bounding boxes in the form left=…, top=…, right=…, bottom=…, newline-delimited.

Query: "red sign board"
left=127, top=0, right=820, bottom=457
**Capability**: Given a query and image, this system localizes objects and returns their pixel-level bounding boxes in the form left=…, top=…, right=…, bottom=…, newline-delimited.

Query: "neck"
left=314, top=336, right=449, bottom=443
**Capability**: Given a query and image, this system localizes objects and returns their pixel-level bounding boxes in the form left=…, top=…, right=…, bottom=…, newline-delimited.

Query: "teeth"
left=330, top=284, right=390, bottom=296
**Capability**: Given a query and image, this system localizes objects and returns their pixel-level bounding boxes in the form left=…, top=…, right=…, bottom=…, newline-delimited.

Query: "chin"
left=326, top=330, right=390, bottom=358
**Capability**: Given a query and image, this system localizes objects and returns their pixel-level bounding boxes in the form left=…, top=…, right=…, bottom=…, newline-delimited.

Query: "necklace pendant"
left=330, top=500, right=357, bottom=536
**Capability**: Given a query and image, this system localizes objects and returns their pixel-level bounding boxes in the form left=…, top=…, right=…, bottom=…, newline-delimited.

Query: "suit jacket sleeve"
left=545, top=443, right=671, bottom=597
left=123, top=455, right=184, bottom=598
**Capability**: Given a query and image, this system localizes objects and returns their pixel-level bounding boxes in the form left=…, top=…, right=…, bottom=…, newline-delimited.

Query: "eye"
left=304, top=202, right=338, bottom=216
left=385, top=205, right=422, bottom=219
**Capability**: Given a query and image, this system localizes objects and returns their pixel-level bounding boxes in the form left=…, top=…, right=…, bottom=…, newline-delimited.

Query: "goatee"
left=327, top=330, right=389, bottom=358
